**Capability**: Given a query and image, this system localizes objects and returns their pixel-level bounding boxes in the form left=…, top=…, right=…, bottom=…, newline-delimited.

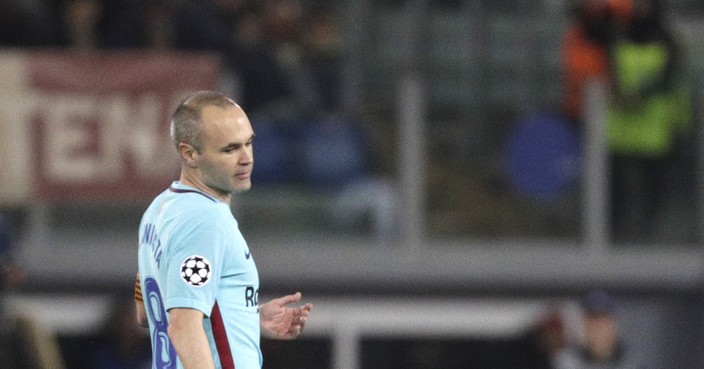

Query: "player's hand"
left=259, top=292, right=313, bottom=340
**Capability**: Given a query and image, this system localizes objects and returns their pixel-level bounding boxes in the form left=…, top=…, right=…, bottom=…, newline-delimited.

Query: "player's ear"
left=178, top=143, right=199, bottom=168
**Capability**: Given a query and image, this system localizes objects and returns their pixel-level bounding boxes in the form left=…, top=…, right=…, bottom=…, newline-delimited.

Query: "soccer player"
left=135, top=90, right=313, bottom=369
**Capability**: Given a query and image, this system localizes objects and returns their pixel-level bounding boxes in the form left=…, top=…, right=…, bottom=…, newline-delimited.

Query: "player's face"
left=196, top=104, right=254, bottom=196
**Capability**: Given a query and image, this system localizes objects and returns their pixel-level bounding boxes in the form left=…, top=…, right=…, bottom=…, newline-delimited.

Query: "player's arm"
left=134, top=272, right=149, bottom=328
left=135, top=300, right=148, bottom=328
left=168, top=308, right=215, bottom=369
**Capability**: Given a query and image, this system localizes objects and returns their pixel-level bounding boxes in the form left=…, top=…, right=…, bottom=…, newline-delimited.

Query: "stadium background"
left=1, top=0, right=704, bottom=368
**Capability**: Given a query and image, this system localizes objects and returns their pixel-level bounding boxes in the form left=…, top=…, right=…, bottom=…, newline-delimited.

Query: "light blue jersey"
left=138, top=181, right=261, bottom=369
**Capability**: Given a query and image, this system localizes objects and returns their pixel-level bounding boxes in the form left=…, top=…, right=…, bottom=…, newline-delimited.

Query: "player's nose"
left=239, top=146, right=253, bottom=165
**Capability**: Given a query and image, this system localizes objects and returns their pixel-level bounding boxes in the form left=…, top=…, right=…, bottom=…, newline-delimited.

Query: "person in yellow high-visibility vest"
left=606, top=0, right=692, bottom=243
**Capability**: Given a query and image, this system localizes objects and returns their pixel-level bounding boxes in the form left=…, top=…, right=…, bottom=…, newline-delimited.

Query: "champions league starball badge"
left=180, top=255, right=212, bottom=286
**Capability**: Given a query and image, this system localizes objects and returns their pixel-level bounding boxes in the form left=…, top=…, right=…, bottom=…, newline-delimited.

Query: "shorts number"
left=144, top=277, right=177, bottom=369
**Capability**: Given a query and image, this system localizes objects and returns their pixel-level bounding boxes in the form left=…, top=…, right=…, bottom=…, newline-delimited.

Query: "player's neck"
left=179, top=172, right=232, bottom=204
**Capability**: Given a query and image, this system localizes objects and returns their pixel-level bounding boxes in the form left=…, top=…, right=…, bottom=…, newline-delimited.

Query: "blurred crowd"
left=0, top=0, right=344, bottom=118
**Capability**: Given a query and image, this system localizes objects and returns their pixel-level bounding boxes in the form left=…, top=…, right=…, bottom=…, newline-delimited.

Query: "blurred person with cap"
left=511, top=307, right=569, bottom=369
left=556, top=290, right=646, bottom=369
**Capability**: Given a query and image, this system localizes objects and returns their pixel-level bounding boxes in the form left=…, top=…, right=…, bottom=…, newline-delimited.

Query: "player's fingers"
left=294, top=303, right=311, bottom=315
left=282, top=324, right=301, bottom=339
left=276, top=292, right=302, bottom=306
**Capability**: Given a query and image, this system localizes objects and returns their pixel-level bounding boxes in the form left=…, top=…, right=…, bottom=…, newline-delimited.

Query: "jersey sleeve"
left=163, top=209, right=229, bottom=317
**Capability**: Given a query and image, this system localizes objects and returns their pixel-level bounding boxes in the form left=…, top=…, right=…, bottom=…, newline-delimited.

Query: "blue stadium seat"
left=505, top=114, right=581, bottom=202
left=251, top=121, right=295, bottom=184
left=300, top=118, right=368, bottom=188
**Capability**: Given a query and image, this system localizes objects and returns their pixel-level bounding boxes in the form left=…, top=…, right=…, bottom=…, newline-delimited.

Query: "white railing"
left=5, top=293, right=549, bottom=369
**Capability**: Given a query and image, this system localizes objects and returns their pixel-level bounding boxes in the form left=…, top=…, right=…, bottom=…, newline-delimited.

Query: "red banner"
left=26, top=51, right=222, bottom=202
